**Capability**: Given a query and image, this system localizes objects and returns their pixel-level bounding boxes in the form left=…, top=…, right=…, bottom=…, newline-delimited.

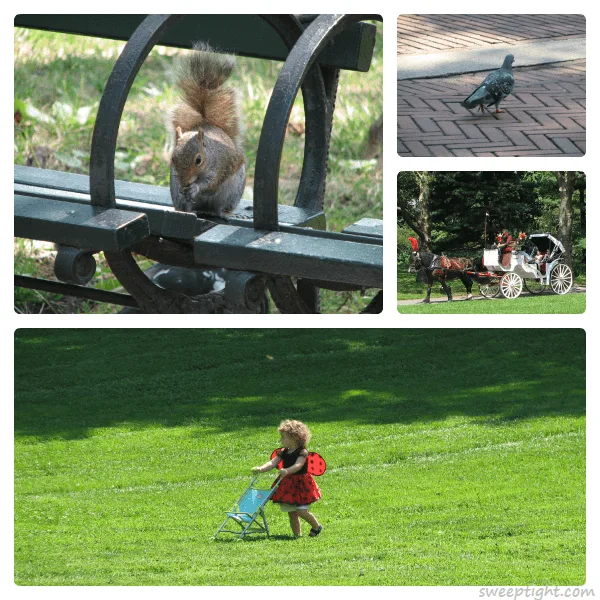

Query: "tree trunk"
left=415, top=172, right=432, bottom=251
left=555, top=171, right=575, bottom=266
left=576, top=176, right=586, bottom=231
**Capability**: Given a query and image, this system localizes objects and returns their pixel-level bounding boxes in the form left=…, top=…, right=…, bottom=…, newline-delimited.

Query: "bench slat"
left=194, top=225, right=383, bottom=288
left=15, top=165, right=172, bottom=208
left=15, top=181, right=198, bottom=241
left=342, top=217, right=383, bottom=240
left=14, top=195, right=150, bottom=251
left=14, top=15, right=376, bottom=72
left=14, top=166, right=325, bottom=238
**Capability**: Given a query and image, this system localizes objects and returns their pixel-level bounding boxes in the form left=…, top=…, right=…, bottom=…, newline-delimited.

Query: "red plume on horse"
left=407, top=237, right=474, bottom=303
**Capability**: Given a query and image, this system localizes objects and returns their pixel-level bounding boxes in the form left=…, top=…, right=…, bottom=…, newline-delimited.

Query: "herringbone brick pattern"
left=397, top=60, right=586, bottom=157
left=397, top=14, right=586, bottom=55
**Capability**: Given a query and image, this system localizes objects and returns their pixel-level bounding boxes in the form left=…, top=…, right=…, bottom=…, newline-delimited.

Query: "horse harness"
left=414, top=253, right=471, bottom=274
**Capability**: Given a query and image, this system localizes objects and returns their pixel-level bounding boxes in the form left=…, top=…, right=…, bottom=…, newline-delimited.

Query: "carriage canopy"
left=528, top=233, right=566, bottom=254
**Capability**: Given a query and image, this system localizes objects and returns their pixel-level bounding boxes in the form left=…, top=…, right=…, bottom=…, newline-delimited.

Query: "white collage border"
left=5, top=2, right=596, bottom=598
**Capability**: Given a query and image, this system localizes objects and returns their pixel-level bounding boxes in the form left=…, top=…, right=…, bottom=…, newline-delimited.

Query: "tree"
left=427, top=171, right=539, bottom=251
left=397, top=171, right=432, bottom=250
left=554, top=171, right=576, bottom=266
left=575, top=172, right=586, bottom=231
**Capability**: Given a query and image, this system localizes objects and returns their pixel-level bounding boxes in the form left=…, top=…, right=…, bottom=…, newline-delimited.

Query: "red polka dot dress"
left=271, top=447, right=322, bottom=506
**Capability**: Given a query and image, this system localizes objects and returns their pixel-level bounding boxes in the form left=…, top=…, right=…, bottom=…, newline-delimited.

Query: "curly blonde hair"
left=278, top=419, right=312, bottom=446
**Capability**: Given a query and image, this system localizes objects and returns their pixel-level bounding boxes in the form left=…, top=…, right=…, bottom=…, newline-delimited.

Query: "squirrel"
left=168, top=42, right=246, bottom=217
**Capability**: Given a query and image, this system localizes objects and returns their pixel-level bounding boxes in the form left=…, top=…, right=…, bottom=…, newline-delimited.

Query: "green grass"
left=398, top=294, right=586, bottom=314
left=14, top=26, right=382, bottom=313
left=15, top=329, right=585, bottom=585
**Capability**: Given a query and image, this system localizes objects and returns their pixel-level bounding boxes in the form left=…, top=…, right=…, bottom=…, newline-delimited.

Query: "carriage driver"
left=497, top=229, right=513, bottom=267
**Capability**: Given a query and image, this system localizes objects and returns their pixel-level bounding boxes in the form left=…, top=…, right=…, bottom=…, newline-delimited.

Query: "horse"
left=407, top=237, right=474, bottom=303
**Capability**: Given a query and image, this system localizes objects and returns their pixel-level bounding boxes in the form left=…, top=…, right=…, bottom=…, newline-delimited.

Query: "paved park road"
left=397, top=15, right=586, bottom=157
left=397, top=286, right=586, bottom=306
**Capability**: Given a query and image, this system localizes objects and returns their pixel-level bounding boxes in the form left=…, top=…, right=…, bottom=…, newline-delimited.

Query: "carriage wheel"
left=479, top=281, right=500, bottom=299
left=550, top=263, right=573, bottom=295
left=500, top=272, right=523, bottom=299
left=524, top=279, right=546, bottom=295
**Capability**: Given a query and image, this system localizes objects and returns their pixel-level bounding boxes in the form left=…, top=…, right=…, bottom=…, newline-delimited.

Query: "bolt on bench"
left=14, top=14, right=383, bottom=314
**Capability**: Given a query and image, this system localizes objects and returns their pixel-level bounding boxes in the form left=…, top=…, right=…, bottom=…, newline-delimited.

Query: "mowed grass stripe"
left=16, top=416, right=583, bottom=494
left=15, top=329, right=585, bottom=585
left=18, top=429, right=583, bottom=512
left=17, top=428, right=583, bottom=499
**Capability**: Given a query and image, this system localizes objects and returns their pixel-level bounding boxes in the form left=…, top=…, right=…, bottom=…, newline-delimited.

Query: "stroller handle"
left=249, top=471, right=285, bottom=491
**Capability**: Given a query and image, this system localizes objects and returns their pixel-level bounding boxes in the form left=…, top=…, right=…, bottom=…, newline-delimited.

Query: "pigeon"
left=461, top=54, right=515, bottom=114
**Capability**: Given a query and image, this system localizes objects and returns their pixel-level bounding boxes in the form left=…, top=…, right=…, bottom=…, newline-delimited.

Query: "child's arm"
left=279, top=450, right=308, bottom=477
left=251, top=453, right=282, bottom=474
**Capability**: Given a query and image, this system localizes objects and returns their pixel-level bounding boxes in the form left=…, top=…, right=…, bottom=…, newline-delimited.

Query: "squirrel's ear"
left=176, top=126, right=183, bottom=141
left=197, top=129, right=204, bottom=143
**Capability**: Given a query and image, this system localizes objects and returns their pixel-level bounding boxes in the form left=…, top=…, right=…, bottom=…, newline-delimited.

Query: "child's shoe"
left=309, top=525, right=323, bottom=537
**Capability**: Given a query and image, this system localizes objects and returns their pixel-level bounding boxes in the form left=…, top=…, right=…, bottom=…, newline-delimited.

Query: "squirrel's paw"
left=187, top=182, right=202, bottom=197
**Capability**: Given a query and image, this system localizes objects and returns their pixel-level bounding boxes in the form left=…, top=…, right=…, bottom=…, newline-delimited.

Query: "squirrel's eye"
left=195, top=155, right=202, bottom=166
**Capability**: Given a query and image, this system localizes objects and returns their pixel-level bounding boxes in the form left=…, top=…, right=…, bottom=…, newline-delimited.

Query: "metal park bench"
left=14, top=14, right=383, bottom=314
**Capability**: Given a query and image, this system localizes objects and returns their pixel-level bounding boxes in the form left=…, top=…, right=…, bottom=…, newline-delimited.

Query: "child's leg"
left=296, top=508, right=321, bottom=530
left=288, top=511, right=301, bottom=536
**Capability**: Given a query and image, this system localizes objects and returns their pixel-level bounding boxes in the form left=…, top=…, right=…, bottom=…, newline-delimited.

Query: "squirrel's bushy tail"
left=170, top=42, right=241, bottom=141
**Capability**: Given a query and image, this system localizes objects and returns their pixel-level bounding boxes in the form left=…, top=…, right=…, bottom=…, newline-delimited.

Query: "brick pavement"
left=397, top=60, right=586, bottom=157
left=397, top=14, right=586, bottom=55
left=396, top=14, right=586, bottom=157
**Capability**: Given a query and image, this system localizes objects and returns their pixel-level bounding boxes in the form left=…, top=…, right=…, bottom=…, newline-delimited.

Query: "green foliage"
left=396, top=171, right=420, bottom=208
left=397, top=224, right=415, bottom=268
left=398, top=172, right=541, bottom=252
left=439, top=171, right=540, bottom=248
left=571, top=238, right=586, bottom=278
left=15, top=329, right=585, bottom=585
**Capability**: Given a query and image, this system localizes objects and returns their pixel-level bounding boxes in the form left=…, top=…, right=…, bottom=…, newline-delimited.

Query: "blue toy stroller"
left=214, top=472, right=282, bottom=540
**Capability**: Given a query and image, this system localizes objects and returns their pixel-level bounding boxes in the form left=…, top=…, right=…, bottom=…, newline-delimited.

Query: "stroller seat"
left=226, top=512, right=253, bottom=523
left=214, top=473, right=282, bottom=540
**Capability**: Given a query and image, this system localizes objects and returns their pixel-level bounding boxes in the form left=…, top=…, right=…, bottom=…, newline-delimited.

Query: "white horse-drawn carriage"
left=476, top=233, right=573, bottom=299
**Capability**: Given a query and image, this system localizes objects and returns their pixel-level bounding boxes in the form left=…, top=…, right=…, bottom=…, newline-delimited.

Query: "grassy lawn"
left=398, top=294, right=586, bottom=314
left=14, top=25, right=382, bottom=313
left=15, top=329, right=585, bottom=586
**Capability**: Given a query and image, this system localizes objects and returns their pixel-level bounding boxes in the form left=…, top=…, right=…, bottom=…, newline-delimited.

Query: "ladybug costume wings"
left=271, top=448, right=326, bottom=476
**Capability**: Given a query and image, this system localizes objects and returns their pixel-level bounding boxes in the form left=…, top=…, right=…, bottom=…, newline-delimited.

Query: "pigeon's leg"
left=480, top=104, right=496, bottom=119
left=494, top=101, right=505, bottom=114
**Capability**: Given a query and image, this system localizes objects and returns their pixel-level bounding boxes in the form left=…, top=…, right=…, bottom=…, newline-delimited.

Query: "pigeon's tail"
left=461, top=85, right=488, bottom=109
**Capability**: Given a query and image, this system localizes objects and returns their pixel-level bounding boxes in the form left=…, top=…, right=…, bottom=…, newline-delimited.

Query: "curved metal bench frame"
left=89, top=14, right=379, bottom=313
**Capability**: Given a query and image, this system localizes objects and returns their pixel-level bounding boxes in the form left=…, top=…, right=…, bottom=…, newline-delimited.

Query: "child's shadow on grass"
left=213, top=534, right=297, bottom=543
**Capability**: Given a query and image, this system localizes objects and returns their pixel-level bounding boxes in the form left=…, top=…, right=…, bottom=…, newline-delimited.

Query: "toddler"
left=252, top=419, right=323, bottom=537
